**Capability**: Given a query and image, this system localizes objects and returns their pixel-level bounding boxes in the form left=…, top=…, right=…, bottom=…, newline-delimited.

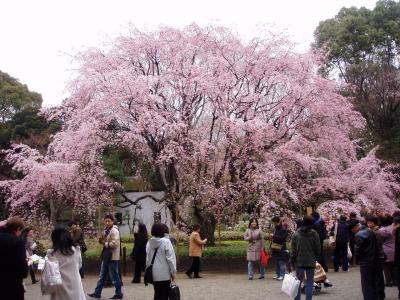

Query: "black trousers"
left=377, top=264, right=385, bottom=299
left=397, top=265, right=400, bottom=298
left=334, top=243, right=348, bottom=271
left=383, top=261, right=396, bottom=285
left=318, top=244, right=328, bottom=272
left=360, top=265, right=385, bottom=300
left=29, top=265, right=36, bottom=283
left=187, top=257, right=200, bottom=275
left=133, top=259, right=145, bottom=282
left=153, top=280, right=171, bottom=300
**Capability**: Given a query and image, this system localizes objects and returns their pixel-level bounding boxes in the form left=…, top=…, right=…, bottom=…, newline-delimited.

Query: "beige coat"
left=189, top=231, right=207, bottom=257
left=103, top=225, right=120, bottom=261
left=48, top=247, right=86, bottom=300
left=244, top=228, right=264, bottom=262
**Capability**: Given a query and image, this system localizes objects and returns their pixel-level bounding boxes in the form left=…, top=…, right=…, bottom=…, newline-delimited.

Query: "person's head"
left=365, top=214, right=378, bottom=229
left=104, top=214, right=115, bottom=229
left=349, top=212, right=357, bottom=219
left=21, top=227, right=34, bottom=240
left=160, top=223, right=170, bottom=236
left=192, top=224, right=201, bottom=232
left=311, top=211, right=320, bottom=221
left=302, top=215, right=314, bottom=227
left=379, top=215, right=393, bottom=227
left=151, top=222, right=167, bottom=238
left=248, top=218, right=259, bottom=229
left=271, top=216, right=281, bottom=226
left=339, top=215, right=347, bottom=222
left=67, top=220, right=78, bottom=230
left=137, top=223, right=148, bottom=236
left=51, top=225, right=74, bottom=256
left=4, top=217, right=25, bottom=236
left=348, top=220, right=361, bottom=233
left=295, top=219, right=303, bottom=229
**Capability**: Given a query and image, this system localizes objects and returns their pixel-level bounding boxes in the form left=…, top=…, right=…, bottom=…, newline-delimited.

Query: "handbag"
left=144, top=247, right=159, bottom=286
left=40, top=255, right=63, bottom=295
left=260, top=248, right=270, bottom=268
left=281, top=272, right=301, bottom=298
left=169, top=283, right=180, bottom=300
left=270, top=242, right=283, bottom=251
left=314, top=262, right=327, bottom=282
left=100, top=247, right=113, bottom=262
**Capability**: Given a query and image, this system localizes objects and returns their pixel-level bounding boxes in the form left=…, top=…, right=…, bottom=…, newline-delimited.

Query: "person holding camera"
left=88, top=214, right=123, bottom=299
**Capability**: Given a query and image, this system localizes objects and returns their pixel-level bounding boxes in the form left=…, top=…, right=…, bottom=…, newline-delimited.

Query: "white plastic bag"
left=281, top=273, right=301, bottom=299
left=40, top=256, right=62, bottom=295
left=347, top=244, right=352, bottom=260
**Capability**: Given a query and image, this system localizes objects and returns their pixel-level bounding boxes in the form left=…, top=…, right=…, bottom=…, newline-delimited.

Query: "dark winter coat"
left=0, top=232, right=28, bottom=300
left=130, top=233, right=147, bottom=266
left=291, top=226, right=320, bottom=268
left=354, top=226, right=380, bottom=267
left=313, top=217, right=327, bottom=245
left=271, top=224, right=289, bottom=260
left=394, top=226, right=400, bottom=266
left=332, top=220, right=349, bottom=245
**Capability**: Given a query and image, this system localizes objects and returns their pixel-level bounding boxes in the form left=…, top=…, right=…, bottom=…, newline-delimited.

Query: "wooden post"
left=175, top=204, right=179, bottom=265
left=218, top=209, right=221, bottom=250
left=122, top=247, right=127, bottom=276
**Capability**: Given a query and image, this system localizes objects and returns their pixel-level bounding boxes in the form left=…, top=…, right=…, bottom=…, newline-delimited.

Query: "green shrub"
left=214, top=231, right=245, bottom=241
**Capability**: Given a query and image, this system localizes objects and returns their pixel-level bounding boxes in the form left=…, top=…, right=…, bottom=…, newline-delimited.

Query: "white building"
left=115, top=191, right=174, bottom=236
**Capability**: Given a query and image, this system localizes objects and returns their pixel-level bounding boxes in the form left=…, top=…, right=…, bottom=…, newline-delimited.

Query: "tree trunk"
left=194, top=206, right=216, bottom=245
left=199, top=215, right=216, bottom=246
left=49, top=199, right=56, bottom=226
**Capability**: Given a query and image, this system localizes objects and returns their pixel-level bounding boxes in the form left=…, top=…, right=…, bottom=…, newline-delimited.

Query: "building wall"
left=115, top=191, right=174, bottom=236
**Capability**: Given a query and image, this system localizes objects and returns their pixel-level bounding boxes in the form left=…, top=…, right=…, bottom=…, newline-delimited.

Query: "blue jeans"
left=276, top=259, right=286, bottom=277
left=295, top=267, right=315, bottom=300
left=247, top=261, right=265, bottom=278
left=94, top=260, right=123, bottom=297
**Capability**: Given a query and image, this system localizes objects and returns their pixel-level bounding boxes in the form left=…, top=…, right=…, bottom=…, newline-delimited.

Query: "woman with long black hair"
left=47, top=225, right=85, bottom=300
left=130, top=223, right=148, bottom=283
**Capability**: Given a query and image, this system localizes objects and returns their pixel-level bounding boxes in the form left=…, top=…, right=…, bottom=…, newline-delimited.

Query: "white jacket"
left=47, top=247, right=85, bottom=300
left=146, top=237, right=177, bottom=282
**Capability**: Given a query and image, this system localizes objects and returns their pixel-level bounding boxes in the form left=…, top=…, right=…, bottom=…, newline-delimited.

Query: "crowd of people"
left=0, top=209, right=399, bottom=300
left=244, top=211, right=400, bottom=300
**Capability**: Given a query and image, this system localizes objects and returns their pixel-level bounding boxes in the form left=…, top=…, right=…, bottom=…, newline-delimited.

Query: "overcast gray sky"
left=0, top=0, right=377, bottom=107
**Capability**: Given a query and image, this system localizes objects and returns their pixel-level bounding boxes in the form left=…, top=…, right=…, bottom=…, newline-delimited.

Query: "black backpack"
left=144, top=247, right=159, bottom=286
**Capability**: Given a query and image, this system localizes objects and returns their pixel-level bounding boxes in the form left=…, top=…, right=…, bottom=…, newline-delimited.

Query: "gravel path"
left=25, top=267, right=398, bottom=300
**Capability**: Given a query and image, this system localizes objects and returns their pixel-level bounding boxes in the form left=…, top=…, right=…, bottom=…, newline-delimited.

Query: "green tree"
left=102, top=145, right=164, bottom=190
left=314, top=0, right=400, bottom=162
left=1, top=108, right=61, bottom=151
left=0, top=70, right=42, bottom=122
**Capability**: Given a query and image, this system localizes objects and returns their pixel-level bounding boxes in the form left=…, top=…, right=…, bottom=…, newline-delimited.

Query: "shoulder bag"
left=144, top=247, right=159, bottom=286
